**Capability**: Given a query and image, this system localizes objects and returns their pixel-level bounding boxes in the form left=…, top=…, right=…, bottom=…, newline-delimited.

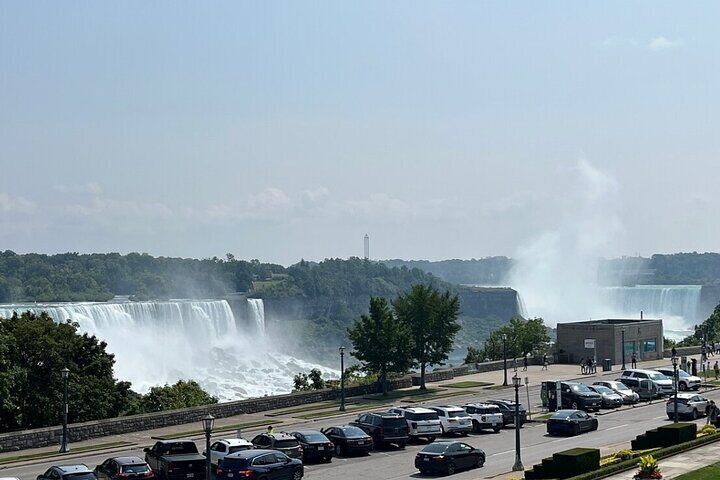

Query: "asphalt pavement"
left=4, top=382, right=719, bottom=480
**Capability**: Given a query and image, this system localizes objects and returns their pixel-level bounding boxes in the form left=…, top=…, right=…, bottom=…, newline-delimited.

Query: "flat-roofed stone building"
left=556, top=318, right=664, bottom=366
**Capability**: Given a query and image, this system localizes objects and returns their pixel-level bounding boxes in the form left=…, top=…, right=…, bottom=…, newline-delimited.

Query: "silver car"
left=588, top=385, right=623, bottom=408
left=666, top=393, right=709, bottom=420
left=593, top=380, right=640, bottom=404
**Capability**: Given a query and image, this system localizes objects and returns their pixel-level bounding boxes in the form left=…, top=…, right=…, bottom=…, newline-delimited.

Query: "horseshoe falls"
left=600, top=285, right=701, bottom=340
left=0, top=299, right=333, bottom=401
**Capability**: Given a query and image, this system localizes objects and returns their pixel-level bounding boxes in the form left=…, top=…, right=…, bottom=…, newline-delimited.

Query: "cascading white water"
left=0, top=299, right=334, bottom=401
left=247, top=299, right=266, bottom=335
left=600, top=285, right=701, bottom=340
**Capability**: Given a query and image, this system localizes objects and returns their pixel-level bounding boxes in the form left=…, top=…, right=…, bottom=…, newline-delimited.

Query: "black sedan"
left=546, top=409, right=598, bottom=436
left=216, top=450, right=303, bottom=480
left=320, top=425, right=373, bottom=456
left=290, top=430, right=334, bottom=463
left=95, top=457, right=154, bottom=480
left=415, top=441, right=485, bottom=476
left=37, top=466, right=96, bottom=480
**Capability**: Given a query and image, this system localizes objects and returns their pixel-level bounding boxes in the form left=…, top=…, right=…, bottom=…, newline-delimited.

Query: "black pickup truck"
left=144, top=440, right=206, bottom=480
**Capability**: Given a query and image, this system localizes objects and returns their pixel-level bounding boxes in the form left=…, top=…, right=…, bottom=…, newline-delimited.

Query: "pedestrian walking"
left=671, top=346, right=677, bottom=358
left=712, top=402, right=719, bottom=426
left=523, top=354, right=528, bottom=372
left=267, top=425, right=275, bottom=434
left=706, top=401, right=715, bottom=425
left=542, top=353, right=548, bottom=370
left=631, top=351, right=637, bottom=369
left=513, top=357, right=518, bottom=372
left=580, top=357, right=586, bottom=374
left=692, top=358, right=698, bottom=376
left=714, top=361, right=719, bottom=380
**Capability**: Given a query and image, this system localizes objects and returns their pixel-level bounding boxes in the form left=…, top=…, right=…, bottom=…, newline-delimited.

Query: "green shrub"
left=614, top=449, right=633, bottom=461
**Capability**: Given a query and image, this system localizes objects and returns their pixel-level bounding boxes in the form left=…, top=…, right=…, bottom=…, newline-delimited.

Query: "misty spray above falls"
left=0, top=299, right=334, bottom=401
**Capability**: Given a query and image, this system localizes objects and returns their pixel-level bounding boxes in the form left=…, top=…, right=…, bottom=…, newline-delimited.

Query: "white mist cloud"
left=0, top=192, right=36, bottom=214
left=648, top=36, right=683, bottom=51
left=508, top=159, right=624, bottom=325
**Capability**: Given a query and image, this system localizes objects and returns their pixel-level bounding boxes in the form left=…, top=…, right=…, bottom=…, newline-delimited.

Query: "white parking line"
left=605, top=423, right=629, bottom=431
left=490, top=449, right=515, bottom=456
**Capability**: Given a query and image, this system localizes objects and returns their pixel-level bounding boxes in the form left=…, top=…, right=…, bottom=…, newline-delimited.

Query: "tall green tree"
left=348, top=297, right=413, bottom=395
left=480, top=317, right=550, bottom=361
left=393, top=285, right=461, bottom=390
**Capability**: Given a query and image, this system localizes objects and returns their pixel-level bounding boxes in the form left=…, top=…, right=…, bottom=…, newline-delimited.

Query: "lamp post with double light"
left=339, top=346, right=346, bottom=412
left=672, top=356, right=679, bottom=423
left=512, top=375, right=524, bottom=472
left=59, top=367, right=70, bottom=453
left=202, top=414, right=214, bottom=480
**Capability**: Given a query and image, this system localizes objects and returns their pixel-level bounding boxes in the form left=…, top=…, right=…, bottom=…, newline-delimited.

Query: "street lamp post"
left=672, top=356, right=679, bottom=423
left=59, top=367, right=70, bottom=453
left=621, top=328, right=626, bottom=370
left=502, top=334, right=508, bottom=387
left=512, top=375, right=524, bottom=472
left=202, top=414, right=215, bottom=480
left=339, top=346, right=346, bottom=412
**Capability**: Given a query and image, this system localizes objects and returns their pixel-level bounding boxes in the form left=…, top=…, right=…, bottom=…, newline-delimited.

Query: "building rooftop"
left=561, top=318, right=661, bottom=326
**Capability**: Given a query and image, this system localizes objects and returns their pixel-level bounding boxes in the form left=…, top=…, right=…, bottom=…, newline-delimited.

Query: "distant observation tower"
left=364, top=234, right=370, bottom=260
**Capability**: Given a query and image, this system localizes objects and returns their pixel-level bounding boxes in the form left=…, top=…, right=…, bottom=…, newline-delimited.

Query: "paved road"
left=3, top=383, right=718, bottom=480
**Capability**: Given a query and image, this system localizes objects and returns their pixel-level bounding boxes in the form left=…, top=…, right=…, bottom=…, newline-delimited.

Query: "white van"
left=618, top=369, right=674, bottom=397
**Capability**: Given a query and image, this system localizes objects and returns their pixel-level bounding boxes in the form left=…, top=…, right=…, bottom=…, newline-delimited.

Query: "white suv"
left=206, top=438, right=254, bottom=468
left=388, top=407, right=442, bottom=441
left=666, top=393, right=709, bottom=420
left=462, top=403, right=504, bottom=433
left=618, top=369, right=674, bottom=396
left=429, top=406, right=472, bottom=435
left=655, top=368, right=702, bottom=391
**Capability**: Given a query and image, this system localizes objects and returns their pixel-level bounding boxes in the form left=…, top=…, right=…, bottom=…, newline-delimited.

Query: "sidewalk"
left=0, top=354, right=708, bottom=466
left=602, top=440, right=720, bottom=479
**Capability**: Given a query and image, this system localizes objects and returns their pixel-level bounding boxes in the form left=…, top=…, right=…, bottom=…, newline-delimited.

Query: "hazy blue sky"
left=1, top=1, right=719, bottom=265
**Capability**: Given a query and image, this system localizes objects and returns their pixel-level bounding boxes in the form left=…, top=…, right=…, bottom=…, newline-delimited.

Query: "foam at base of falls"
left=0, top=300, right=335, bottom=401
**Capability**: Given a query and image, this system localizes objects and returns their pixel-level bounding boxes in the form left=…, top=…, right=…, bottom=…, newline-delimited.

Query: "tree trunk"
left=381, top=372, right=388, bottom=396
left=420, top=363, right=427, bottom=390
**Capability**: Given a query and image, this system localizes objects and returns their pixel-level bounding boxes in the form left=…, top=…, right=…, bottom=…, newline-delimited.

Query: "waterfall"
left=247, top=299, right=266, bottom=335
left=600, top=285, right=701, bottom=338
left=0, top=299, right=334, bottom=401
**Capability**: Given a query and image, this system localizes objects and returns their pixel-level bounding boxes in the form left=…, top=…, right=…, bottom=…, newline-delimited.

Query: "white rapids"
left=0, top=299, right=335, bottom=401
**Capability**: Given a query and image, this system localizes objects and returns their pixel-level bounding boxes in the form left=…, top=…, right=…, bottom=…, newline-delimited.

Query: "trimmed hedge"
left=566, top=432, right=720, bottom=480
left=525, top=448, right=600, bottom=479
left=632, top=423, right=696, bottom=450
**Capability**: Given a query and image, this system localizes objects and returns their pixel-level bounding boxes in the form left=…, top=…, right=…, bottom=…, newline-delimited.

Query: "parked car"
left=251, top=433, right=303, bottom=459
left=205, top=439, right=254, bottom=469
left=557, top=382, right=602, bottom=412
left=483, top=399, right=527, bottom=427
left=429, top=406, right=472, bottom=435
left=37, top=466, right=97, bottom=480
left=216, top=450, right=303, bottom=480
left=592, top=380, right=640, bottom=404
left=95, top=457, right=153, bottom=480
left=655, top=368, right=702, bottom=391
left=350, top=412, right=409, bottom=448
left=414, top=441, right=485, bottom=475
left=144, top=440, right=206, bottom=480
left=289, top=430, right=334, bottom=463
left=387, top=406, right=442, bottom=442
left=618, top=369, right=674, bottom=397
left=666, top=393, right=709, bottom=420
left=587, top=385, right=623, bottom=409
left=546, top=409, right=598, bottom=436
left=461, top=403, right=503, bottom=433
left=320, top=425, right=373, bottom=456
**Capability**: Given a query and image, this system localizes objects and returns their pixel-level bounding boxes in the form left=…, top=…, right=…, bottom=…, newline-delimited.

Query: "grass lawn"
left=484, top=384, right=512, bottom=390
left=362, top=388, right=442, bottom=401
left=400, top=390, right=477, bottom=403
left=0, top=441, right=134, bottom=465
left=440, top=381, right=493, bottom=389
left=674, top=461, right=720, bottom=480
left=156, top=419, right=282, bottom=439
left=295, top=403, right=392, bottom=420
